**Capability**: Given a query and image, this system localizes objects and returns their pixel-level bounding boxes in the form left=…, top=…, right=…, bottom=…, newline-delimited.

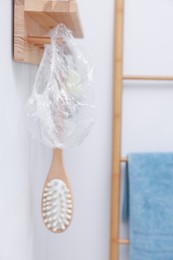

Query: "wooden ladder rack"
left=110, top=0, right=173, bottom=259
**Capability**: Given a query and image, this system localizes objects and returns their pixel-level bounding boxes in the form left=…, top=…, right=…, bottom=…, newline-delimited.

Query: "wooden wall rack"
left=14, top=0, right=83, bottom=64
left=111, top=0, right=173, bottom=259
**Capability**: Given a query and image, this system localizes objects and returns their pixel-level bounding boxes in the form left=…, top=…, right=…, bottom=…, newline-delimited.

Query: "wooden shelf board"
left=14, top=0, right=83, bottom=64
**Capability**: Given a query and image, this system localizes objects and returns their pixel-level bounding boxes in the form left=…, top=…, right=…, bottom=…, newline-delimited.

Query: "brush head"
left=42, top=178, right=73, bottom=233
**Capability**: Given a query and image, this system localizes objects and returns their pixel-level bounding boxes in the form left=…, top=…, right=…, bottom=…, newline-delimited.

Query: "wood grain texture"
left=14, top=0, right=83, bottom=64
left=110, top=0, right=124, bottom=259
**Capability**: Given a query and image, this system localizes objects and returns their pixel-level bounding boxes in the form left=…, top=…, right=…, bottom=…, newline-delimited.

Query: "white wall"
left=1, top=0, right=173, bottom=260
left=0, top=1, right=37, bottom=259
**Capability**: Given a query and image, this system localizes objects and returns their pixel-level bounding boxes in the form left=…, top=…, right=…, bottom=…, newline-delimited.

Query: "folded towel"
left=124, top=153, right=173, bottom=260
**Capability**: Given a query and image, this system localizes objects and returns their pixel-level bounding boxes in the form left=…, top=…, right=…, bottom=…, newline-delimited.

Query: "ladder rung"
left=123, top=75, right=173, bottom=81
left=120, top=157, right=128, bottom=163
left=119, top=239, right=130, bottom=244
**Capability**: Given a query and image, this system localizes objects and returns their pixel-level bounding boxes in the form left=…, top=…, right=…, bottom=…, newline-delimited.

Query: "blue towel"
left=124, top=153, right=173, bottom=260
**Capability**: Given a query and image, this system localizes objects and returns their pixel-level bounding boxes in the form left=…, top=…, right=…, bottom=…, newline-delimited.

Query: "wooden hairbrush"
left=42, top=148, right=73, bottom=233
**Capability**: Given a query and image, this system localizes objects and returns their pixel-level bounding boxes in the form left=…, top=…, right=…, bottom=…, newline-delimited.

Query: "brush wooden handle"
left=47, top=149, right=65, bottom=179
left=45, top=149, right=71, bottom=187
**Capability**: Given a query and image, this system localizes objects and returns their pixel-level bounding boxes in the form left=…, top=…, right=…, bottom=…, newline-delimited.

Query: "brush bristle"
left=42, top=179, right=73, bottom=232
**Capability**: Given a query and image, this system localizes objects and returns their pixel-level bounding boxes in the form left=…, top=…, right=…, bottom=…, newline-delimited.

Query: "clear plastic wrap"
left=26, top=24, right=95, bottom=148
